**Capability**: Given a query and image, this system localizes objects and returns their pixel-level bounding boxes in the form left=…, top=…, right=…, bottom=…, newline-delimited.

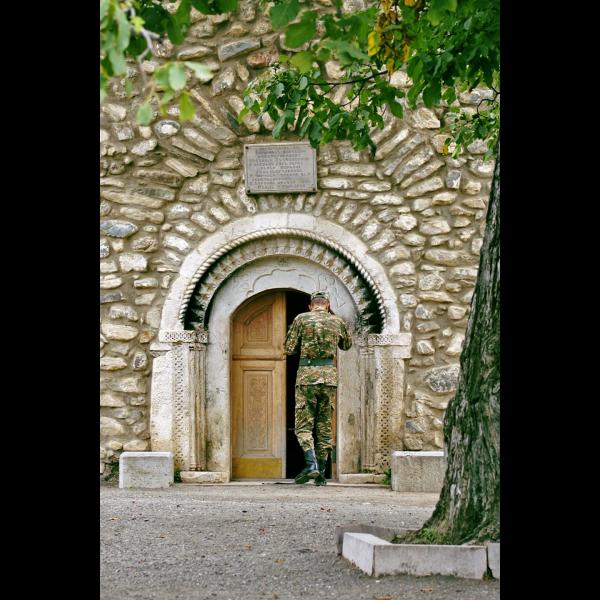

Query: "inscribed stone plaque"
left=244, top=142, right=317, bottom=194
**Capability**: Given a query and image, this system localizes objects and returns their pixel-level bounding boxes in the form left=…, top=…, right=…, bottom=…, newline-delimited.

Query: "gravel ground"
left=100, top=482, right=500, bottom=600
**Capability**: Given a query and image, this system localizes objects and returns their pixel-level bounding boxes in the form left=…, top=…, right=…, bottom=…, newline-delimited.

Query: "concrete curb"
left=341, top=532, right=499, bottom=579
left=335, top=524, right=415, bottom=555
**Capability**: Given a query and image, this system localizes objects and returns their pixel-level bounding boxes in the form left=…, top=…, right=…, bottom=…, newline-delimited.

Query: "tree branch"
left=311, top=70, right=387, bottom=90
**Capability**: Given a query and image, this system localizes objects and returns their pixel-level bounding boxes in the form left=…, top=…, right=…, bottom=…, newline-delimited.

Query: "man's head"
left=309, top=290, right=330, bottom=312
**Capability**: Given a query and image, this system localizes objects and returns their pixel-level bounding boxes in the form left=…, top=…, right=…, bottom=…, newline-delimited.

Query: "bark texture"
left=415, top=143, right=500, bottom=545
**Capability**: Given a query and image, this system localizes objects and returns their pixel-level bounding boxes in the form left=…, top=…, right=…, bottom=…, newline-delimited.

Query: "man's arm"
left=284, top=316, right=302, bottom=355
left=338, top=319, right=352, bottom=351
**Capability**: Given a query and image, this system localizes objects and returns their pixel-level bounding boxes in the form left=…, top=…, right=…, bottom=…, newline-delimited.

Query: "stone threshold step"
left=342, top=531, right=500, bottom=579
left=178, top=479, right=388, bottom=488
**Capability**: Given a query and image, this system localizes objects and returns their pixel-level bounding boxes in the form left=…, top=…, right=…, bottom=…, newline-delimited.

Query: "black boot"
left=294, top=449, right=320, bottom=484
left=314, top=457, right=327, bottom=486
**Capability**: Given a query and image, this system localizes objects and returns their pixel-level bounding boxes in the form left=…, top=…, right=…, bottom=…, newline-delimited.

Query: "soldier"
left=284, top=290, right=352, bottom=485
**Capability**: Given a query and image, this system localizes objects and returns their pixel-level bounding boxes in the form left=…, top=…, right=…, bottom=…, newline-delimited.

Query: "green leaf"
left=124, top=79, right=133, bottom=97
left=108, top=49, right=127, bottom=76
left=290, top=51, right=314, bottom=74
left=216, top=0, right=238, bottom=12
left=430, top=0, right=457, bottom=12
left=136, top=102, right=153, bottom=126
left=116, top=7, right=131, bottom=52
left=166, top=15, right=186, bottom=45
left=226, top=111, right=241, bottom=131
left=298, top=76, right=308, bottom=90
left=272, top=113, right=287, bottom=138
left=270, top=0, right=300, bottom=31
left=160, top=89, right=175, bottom=107
left=191, top=0, right=218, bottom=15
left=237, top=106, right=250, bottom=124
left=422, top=81, right=441, bottom=107
left=127, top=34, right=148, bottom=57
left=427, top=8, right=443, bottom=26
left=315, top=47, right=331, bottom=62
left=139, top=4, right=171, bottom=33
left=100, top=0, right=110, bottom=22
left=299, top=115, right=312, bottom=137
left=185, top=61, right=214, bottom=82
left=285, top=11, right=317, bottom=48
left=131, top=16, right=144, bottom=34
left=388, top=100, right=403, bottom=118
left=179, top=93, right=195, bottom=121
left=154, top=64, right=171, bottom=89
left=169, top=63, right=187, bottom=90
left=442, top=86, right=457, bottom=104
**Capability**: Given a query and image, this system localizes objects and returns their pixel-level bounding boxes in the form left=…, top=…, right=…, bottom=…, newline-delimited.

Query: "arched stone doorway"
left=198, top=254, right=361, bottom=479
left=149, top=217, right=413, bottom=482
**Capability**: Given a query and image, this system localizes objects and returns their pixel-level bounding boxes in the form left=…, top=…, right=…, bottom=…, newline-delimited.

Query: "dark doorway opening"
left=285, top=290, right=333, bottom=479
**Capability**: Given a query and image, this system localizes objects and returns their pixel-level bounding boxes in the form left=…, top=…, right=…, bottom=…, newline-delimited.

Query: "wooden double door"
left=231, top=290, right=336, bottom=479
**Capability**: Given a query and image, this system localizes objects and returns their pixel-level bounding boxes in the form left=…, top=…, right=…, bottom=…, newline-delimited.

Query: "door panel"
left=231, top=292, right=286, bottom=478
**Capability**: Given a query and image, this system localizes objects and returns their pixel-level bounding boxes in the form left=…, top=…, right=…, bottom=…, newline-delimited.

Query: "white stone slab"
left=335, top=524, right=401, bottom=555
left=119, top=452, right=173, bottom=489
left=487, top=542, right=500, bottom=578
left=180, top=471, right=229, bottom=483
left=342, top=533, right=391, bottom=575
left=342, top=532, right=488, bottom=579
left=337, top=473, right=385, bottom=484
left=391, top=450, right=447, bottom=492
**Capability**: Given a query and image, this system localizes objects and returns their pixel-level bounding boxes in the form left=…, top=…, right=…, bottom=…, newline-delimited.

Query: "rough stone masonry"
left=99, top=0, right=495, bottom=475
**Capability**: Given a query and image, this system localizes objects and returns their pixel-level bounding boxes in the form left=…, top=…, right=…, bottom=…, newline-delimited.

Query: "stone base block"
left=342, top=533, right=391, bottom=575
left=337, top=473, right=386, bottom=484
left=342, top=532, right=488, bottom=579
left=180, top=471, right=229, bottom=484
left=391, top=450, right=446, bottom=492
left=486, top=542, right=500, bottom=578
left=119, top=452, right=173, bottom=489
left=335, top=524, right=415, bottom=555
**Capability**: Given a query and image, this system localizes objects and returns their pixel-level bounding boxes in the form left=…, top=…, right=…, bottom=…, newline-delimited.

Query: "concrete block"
left=342, top=532, right=488, bottom=579
left=487, top=542, right=500, bottom=578
left=180, top=471, right=229, bottom=483
left=342, top=533, right=392, bottom=575
left=119, top=452, right=173, bottom=489
left=391, top=450, right=447, bottom=492
left=337, top=473, right=386, bottom=484
left=335, top=524, right=400, bottom=555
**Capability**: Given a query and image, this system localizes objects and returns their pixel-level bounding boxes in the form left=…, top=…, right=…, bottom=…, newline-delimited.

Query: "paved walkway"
left=100, top=482, right=500, bottom=599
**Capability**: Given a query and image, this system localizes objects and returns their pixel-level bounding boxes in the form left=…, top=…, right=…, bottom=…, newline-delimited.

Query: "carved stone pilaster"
left=358, top=338, right=376, bottom=472
left=189, top=341, right=207, bottom=471
left=358, top=333, right=412, bottom=473
left=154, top=329, right=209, bottom=470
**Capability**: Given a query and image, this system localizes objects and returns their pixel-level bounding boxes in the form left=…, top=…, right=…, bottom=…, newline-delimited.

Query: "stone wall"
left=99, top=0, right=494, bottom=473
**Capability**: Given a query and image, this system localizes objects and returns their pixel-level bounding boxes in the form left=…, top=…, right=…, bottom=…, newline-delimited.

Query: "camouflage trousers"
left=294, top=384, right=336, bottom=459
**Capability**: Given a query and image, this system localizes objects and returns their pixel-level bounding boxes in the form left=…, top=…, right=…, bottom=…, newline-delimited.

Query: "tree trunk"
left=415, top=143, right=500, bottom=545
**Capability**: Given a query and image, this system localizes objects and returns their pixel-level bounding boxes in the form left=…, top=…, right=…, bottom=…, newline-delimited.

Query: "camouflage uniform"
left=284, top=294, right=352, bottom=460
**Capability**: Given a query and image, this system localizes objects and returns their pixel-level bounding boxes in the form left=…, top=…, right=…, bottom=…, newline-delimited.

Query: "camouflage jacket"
left=284, top=306, right=352, bottom=386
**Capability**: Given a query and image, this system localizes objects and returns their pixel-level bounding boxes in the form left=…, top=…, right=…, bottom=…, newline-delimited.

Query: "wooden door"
left=231, top=291, right=286, bottom=478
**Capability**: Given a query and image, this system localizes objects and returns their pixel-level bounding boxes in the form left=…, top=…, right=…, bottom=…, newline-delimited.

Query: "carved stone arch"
left=180, top=228, right=387, bottom=333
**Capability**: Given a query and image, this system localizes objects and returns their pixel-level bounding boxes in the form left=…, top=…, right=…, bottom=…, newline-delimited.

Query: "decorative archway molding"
left=183, top=233, right=385, bottom=333
left=158, top=213, right=401, bottom=335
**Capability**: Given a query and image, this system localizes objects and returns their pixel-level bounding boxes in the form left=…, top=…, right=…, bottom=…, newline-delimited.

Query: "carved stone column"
left=156, top=329, right=208, bottom=471
left=358, top=335, right=376, bottom=472
left=358, top=333, right=412, bottom=473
